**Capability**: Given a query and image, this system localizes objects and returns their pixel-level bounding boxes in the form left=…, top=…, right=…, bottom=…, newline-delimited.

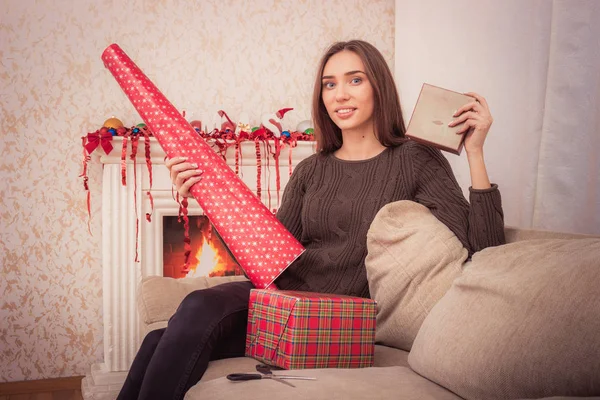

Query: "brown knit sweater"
left=274, top=140, right=505, bottom=298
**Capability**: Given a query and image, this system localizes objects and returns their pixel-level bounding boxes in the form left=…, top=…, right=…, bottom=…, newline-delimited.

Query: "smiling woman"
left=321, top=53, right=376, bottom=150
left=313, top=40, right=407, bottom=156
left=118, top=39, right=506, bottom=400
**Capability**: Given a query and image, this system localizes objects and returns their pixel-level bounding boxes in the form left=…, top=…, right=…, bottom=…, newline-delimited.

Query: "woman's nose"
left=335, top=84, right=350, bottom=102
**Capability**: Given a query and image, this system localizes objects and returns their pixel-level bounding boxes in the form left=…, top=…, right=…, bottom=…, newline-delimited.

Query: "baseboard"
left=0, top=376, right=83, bottom=395
left=81, top=364, right=126, bottom=400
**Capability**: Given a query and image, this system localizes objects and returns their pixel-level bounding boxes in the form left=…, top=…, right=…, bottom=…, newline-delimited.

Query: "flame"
left=201, top=241, right=220, bottom=274
left=163, top=216, right=243, bottom=280
left=185, top=237, right=240, bottom=278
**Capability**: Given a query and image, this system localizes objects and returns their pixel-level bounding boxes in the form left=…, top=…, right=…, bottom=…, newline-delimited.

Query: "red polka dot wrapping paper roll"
left=101, top=43, right=305, bottom=289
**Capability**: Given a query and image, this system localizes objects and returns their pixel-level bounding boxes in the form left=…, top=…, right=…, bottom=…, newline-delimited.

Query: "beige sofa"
left=137, top=223, right=600, bottom=400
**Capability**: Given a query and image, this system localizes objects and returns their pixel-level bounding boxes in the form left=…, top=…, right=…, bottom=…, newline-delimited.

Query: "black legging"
left=117, top=280, right=254, bottom=400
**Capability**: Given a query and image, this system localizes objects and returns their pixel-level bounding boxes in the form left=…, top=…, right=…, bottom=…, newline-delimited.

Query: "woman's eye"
left=324, top=82, right=335, bottom=89
left=351, top=77, right=362, bottom=84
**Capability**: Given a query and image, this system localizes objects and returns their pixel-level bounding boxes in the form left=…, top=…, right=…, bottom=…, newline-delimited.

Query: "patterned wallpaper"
left=0, top=0, right=394, bottom=382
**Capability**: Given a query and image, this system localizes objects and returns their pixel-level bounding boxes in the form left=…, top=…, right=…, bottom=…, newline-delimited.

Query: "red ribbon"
left=212, top=137, right=229, bottom=160
left=80, top=137, right=90, bottom=191
left=146, top=192, right=154, bottom=223
left=273, top=137, right=282, bottom=207
left=289, top=146, right=293, bottom=177
left=234, top=142, right=240, bottom=176
left=84, top=131, right=114, bottom=155
left=237, top=136, right=244, bottom=176
left=130, top=135, right=140, bottom=262
left=254, top=135, right=263, bottom=201
left=121, top=136, right=128, bottom=186
left=263, top=140, right=271, bottom=210
left=80, top=136, right=92, bottom=235
left=180, top=196, right=191, bottom=274
left=144, top=133, right=154, bottom=222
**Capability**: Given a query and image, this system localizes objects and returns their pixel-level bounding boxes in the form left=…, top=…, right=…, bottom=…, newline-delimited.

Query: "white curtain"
left=395, top=0, right=600, bottom=235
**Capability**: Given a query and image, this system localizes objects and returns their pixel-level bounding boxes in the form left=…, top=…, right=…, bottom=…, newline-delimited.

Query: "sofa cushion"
left=409, top=238, right=600, bottom=399
left=192, top=345, right=435, bottom=400
left=200, top=345, right=411, bottom=383
left=365, top=200, right=467, bottom=351
left=201, top=356, right=259, bottom=382
left=187, top=365, right=462, bottom=400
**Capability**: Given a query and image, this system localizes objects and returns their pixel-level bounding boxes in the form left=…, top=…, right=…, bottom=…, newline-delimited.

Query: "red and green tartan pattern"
left=245, top=289, right=377, bottom=369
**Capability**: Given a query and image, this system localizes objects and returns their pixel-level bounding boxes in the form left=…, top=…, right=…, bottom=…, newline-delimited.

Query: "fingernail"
left=196, top=169, right=203, bottom=173
left=192, top=163, right=198, bottom=168
left=448, top=121, right=454, bottom=127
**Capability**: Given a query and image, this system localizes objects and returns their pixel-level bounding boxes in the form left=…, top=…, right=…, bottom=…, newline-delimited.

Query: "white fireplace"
left=82, top=136, right=315, bottom=399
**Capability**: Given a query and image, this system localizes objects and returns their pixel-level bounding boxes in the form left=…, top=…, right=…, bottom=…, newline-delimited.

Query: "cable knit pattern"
left=275, top=140, right=505, bottom=298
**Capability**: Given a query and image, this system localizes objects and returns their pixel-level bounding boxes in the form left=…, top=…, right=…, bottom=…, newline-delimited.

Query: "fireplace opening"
left=163, top=215, right=244, bottom=279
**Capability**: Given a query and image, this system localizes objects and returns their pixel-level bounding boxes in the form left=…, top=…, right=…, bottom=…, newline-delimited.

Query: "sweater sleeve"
left=275, top=155, right=314, bottom=242
left=467, top=184, right=506, bottom=252
left=409, top=143, right=505, bottom=256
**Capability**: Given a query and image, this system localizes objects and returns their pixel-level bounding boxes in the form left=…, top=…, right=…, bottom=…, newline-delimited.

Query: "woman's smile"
left=335, top=107, right=357, bottom=119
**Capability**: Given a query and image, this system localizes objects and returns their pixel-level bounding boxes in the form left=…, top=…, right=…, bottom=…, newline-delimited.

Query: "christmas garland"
left=80, top=112, right=315, bottom=266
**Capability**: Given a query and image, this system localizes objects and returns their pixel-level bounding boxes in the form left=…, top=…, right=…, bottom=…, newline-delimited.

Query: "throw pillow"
left=365, top=200, right=468, bottom=351
left=137, top=275, right=249, bottom=327
left=408, top=238, right=600, bottom=399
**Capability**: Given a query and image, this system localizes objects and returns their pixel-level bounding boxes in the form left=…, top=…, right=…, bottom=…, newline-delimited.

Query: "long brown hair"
left=312, top=40, right=407, bottom=153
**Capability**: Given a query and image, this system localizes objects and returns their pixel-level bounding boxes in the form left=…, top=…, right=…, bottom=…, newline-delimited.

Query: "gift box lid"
left=251, top=289, right=377, bottom=304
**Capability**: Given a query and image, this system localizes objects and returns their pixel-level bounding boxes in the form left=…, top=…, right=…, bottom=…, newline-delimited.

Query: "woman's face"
left=321, top=50, right=375, bottom=135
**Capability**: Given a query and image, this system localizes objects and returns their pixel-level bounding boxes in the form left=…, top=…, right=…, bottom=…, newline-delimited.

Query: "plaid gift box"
left=245, top=289, right=377, bottom=369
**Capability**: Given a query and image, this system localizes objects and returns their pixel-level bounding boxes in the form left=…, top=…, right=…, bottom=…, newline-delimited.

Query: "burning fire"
left=163, top=215, right=243, bottom=280
left=185, top=237, right=242, bottom=278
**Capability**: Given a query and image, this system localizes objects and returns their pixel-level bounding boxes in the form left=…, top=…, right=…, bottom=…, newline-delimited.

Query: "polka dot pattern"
left=101, top=44, right=305, bottom=289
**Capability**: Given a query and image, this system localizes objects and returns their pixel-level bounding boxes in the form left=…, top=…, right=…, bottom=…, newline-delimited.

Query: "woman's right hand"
left=165, top=157, right=203, bottom=198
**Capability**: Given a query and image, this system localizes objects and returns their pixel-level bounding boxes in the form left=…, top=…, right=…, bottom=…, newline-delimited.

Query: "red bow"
left=85, top=131, right=114, bottom=155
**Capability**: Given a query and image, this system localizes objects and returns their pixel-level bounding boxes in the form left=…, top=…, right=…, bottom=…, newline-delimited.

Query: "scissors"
left=226, top=365, right=316, bottom=388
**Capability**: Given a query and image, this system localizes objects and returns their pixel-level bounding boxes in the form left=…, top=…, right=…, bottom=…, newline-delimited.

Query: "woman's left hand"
left=448, top=92, right=493, bottom=155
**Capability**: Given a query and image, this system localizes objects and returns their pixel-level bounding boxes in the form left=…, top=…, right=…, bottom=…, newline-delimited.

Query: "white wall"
left=395, top=0, right=600, bottom=234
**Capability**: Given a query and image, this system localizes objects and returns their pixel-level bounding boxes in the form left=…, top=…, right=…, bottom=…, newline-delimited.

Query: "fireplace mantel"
left=82, top=136, right=316, bottom=399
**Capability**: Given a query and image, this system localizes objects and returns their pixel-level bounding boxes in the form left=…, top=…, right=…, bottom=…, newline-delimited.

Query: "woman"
left=118, top=40, right=504, bottom=400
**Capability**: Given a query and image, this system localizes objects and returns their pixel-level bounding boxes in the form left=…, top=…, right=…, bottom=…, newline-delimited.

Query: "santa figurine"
left=260, top=108, right=293, bottom=137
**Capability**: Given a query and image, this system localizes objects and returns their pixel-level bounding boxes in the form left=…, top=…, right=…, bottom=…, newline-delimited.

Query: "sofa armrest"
left=137, top=275, right=249, bottom=333
left=504, top=225, right=598, bottom=243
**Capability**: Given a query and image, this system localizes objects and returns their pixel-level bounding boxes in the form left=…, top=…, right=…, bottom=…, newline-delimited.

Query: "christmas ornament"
left=103, top=117, right=124, bottom=129
left=296, top=120, right=313, bottom=133
left=261, top=108, right=294, bottom=138
left=236, top=111, right=250, bottom=135
left=218, top=110, right=236, bottom=134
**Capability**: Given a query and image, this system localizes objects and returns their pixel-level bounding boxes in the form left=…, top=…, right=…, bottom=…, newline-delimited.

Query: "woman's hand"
left=448, top=92, right=493, bottom=156
left=165, top=157, right=203, bottom=198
